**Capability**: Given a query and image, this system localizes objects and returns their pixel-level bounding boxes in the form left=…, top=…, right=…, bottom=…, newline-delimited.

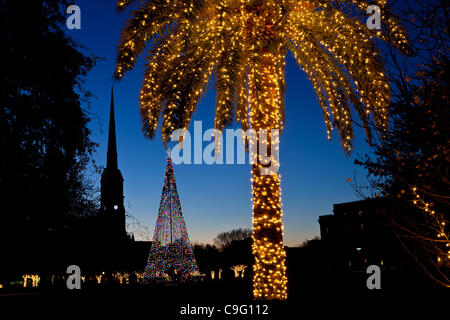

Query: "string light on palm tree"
left=115, top=0, right=409, bottom=300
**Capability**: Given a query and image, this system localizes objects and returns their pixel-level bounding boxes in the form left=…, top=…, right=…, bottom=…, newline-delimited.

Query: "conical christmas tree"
left=145, top=156, right=199, bottom=278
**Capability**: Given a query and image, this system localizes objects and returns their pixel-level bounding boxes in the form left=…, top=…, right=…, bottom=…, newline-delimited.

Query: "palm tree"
left=115, top=0, right=409, bottom=299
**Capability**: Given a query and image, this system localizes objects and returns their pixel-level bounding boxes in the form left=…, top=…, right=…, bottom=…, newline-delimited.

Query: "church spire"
left=100, top=87, right=125, bottom=239
left=107, top=87, right=118, bottom=170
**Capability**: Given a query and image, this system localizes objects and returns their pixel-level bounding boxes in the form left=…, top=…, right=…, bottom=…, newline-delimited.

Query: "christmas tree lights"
left=144, top=157, right=199, bottom=278
left=115, top=0, right=409, bottom=299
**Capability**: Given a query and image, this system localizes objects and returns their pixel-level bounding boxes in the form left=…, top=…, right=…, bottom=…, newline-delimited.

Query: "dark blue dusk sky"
left=68, top=0, right=374, bottom=246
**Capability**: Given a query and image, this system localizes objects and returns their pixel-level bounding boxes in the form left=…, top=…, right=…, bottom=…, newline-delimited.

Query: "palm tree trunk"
left=249, top=50, right=288, bottom=300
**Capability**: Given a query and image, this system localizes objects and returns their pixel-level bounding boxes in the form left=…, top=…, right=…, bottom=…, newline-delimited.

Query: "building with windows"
left=318, top=198, right=407, bottom=272
left=286, top=198, right=420, bottom=296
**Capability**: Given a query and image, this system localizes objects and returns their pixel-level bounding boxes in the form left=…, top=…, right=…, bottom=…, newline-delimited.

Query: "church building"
left=89, top=87, right=150, bottom=272
left=99, top=88, right=126, bottom=241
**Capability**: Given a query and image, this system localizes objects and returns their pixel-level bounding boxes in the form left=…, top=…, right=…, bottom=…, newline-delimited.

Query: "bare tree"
left=299, top=236, right=320, bottom=248
left=213, top=228, right=252, bottom=251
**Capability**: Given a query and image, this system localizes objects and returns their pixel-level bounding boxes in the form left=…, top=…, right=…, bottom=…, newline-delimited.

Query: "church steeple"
left=100, top=86, right=125, bottom=239
left=107, top=87, right=118, bottom=170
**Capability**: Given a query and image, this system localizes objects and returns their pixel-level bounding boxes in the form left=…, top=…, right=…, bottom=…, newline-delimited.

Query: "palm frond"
left=139, top=25, right=186, bottom=138
left=288, top=4, right=391, bottom=142
left=158, top=19, right=225, bottom=143
left=115, top=0, right=208, bottom=79
left=329, top=0, right=412, bottom=55
left=214, top=27, right=244, bottom=132
left=115, top=2, right=172, bottom=79
left=289, top=34, right=354, bottom=152
left=116, top=0, right=137, bottom=12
